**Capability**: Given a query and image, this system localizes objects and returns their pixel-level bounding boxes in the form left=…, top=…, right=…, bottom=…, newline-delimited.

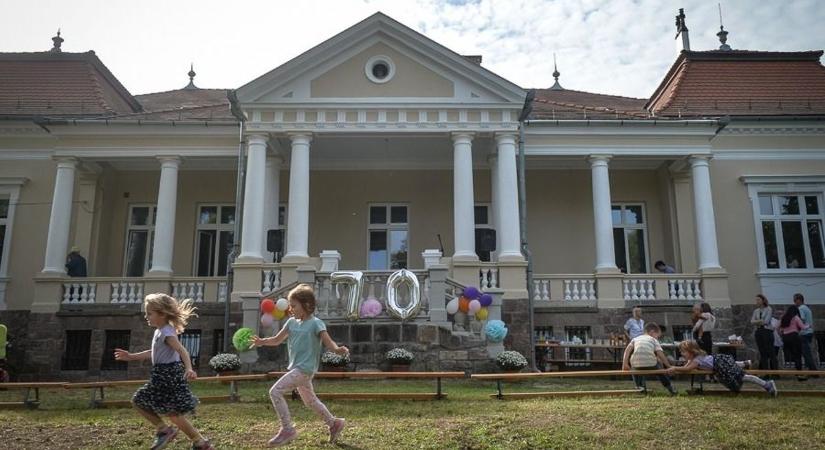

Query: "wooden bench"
left=63, top=374, right=270, bottom=408
left=472, top=369, right=825, bottom=400
left=0, top=382, right=67, bottom=409
left=269, top=371, right=466, bottom=400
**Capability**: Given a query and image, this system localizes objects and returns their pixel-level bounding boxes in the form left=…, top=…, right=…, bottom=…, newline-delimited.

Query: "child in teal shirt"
left=252, top=284, right=349, bottom=447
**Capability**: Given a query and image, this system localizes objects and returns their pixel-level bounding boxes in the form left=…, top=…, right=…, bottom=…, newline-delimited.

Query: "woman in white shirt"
left=750, top=294, right=777, bottom=370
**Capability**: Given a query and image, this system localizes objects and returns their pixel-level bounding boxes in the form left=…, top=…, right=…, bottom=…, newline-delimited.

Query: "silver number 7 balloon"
left=330, top=271, right=363, bottom=321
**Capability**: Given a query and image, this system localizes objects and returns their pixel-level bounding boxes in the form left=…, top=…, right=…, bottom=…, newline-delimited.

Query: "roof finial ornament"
left=675, top=8, right=690, bottom=51
left=716, top=3, right=731, bottom=51
left=50, top=29, right=64, bottom=53
left=184, top=63, right=198, bottom=89
left=550, top=53, right=563, bottom=91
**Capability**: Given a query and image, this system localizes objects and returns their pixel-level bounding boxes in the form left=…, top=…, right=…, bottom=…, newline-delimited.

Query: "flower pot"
left=391, top=364, right=411, bottom=372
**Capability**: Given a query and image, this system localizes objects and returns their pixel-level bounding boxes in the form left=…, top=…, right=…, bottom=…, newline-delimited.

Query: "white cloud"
left=1, top=0, right=823, bottom=98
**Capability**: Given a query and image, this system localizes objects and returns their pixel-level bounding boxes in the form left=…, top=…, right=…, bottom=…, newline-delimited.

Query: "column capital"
left=588, top=154, right=612, bottom=166
left=287, top=133, right=312, bottom=145
left=247, top=133, right=270, bottom=146
left=157, top=156, right=182, bottom=167
left=52, top=156, right=78, bottom=168
left=494, top=132, right=517, bottom=145
left=451, top=132, right=475, bottom=144
left=688, top=154, right=713, bottom=166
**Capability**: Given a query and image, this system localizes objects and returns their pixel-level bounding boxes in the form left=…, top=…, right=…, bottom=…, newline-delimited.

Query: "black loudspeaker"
left=475, top=228, right=497, bottom=252
left=267, top=229, right=284, bottom=253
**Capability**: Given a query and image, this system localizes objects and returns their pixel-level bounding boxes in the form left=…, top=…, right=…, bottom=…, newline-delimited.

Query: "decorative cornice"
left=740, top=175, right=825, bottom=185
left=721, top=126, right=825, bottom=136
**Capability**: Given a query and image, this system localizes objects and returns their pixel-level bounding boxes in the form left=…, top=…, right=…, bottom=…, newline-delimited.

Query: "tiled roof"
left=529, top=88, right=649, bottom=120
left=124, top=88, right=235, bottom=121
left=646, top=50, right=825, bottom=117
left=0, top=51, right=141, bottom=117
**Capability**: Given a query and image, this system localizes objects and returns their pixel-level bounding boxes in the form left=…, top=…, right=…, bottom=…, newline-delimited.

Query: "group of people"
left=114, top=285, right=349, bottom=449
left=751, top=293, right=818, bottom=378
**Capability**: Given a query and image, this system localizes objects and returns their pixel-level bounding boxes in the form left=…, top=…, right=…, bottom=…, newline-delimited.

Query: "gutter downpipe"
left=226, top=90, right=247, bottom=351
left=517, top=90, right=537, bottom=372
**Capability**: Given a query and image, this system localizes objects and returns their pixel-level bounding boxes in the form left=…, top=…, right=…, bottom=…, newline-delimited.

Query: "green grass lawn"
left=1, top=377, right=824, bottom=449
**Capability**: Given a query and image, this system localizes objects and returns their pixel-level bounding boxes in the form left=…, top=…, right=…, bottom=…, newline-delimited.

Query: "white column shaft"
left=42, top=158, right=77, bottom=273
left=452, top=134, right=477, bottom=260
left=690, top=156, right=722, bottom=270
left=495, top=134, right=522, bottom=260
left=590, top=156, right=617, bottom=271
left=263, top=156, right=282, bottom=260
left=149, top=157, right=180, bottom=274
left=239, top=135, right=268, bottom=262
left=285, top=134, right=311, bottom=259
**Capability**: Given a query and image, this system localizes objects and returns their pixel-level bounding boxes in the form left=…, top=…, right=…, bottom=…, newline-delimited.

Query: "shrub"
left=321, top=351, right=350, bottom=367
left=208, top=353, right=241, bottom=373
left=385, top=348, right=414, bottom=364
left=495, top=350, right=528, bottom=371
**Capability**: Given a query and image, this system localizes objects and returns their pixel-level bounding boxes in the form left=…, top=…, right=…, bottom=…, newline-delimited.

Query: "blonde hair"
left=678, top=340, right=706, bottom=358
left=144, top=293, right=197, bottom=334
left=288, top=284, right=316, bottom=315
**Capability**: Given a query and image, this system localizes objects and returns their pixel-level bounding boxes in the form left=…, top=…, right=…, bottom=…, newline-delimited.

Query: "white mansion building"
left=1, top=12, right=824, bottom=378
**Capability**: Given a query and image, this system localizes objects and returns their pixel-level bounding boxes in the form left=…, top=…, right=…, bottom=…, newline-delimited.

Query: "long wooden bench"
left=472, top=369, right=825, bottom=400
left=269, top=371, right=466, bottom=400
left=0, top=382, right=67, bottom=409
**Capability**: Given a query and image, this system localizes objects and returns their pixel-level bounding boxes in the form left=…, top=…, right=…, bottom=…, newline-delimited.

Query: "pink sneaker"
left=329, top=418, right=346, bottom=444
left=267, top=428, right=298, bottom=447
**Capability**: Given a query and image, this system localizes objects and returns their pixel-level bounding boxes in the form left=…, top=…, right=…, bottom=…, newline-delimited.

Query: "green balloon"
left=233, top=327, right=254, bottom=352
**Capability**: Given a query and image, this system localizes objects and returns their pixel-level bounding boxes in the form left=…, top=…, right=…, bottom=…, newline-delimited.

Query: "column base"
left=451, top=252, right=479, bottom=263
left=594, top=265, right=622, bottom=274
left=236, top=255, right=264, bottom=264
left=145, top=269, right=173, bottom=278
left=698, top=266, right=726, bottom=275
left=281, top=253, right=310, bottom=265
left=496, top=252, right=524, bottom=263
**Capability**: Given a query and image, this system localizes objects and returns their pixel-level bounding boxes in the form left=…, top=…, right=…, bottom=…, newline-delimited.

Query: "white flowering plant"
left=321, top=351, right=350, bottom=367
left=495, top=350, right=528, bottom=371
left=208, top=353, right=241, bottom=373
left=386, top=348, right=414, bottom=364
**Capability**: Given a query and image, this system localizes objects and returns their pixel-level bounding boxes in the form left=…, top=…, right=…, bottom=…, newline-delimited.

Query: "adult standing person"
left=692, top=302, right=716, bottom=356
left=793, top=293, right=818, bottom=372
left=624, top=306, right=645, bottom=341
left=751, top=295, right=777, bottom=370
left=779, top=305, right=809, bottom=379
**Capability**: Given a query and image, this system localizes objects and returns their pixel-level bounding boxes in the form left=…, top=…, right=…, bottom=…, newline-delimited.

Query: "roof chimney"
left=716, top=4, right=731, bottom=51
left=50, top=29, right=63, bottom=53
left=675, top=8, right=690, bottom=52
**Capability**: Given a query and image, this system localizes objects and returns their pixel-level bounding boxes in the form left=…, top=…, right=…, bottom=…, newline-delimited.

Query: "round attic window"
left=365, top=55, right=395, bottom=84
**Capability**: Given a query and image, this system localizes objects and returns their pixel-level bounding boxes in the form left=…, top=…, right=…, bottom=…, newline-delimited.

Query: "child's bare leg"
left=135, top=405, right=166, bottom=430
left=168, top=414, right=205, bottom=443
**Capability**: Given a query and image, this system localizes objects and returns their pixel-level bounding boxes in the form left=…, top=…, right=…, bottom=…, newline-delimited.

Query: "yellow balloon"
left=475, top=308, right=489, bottom=321
left=271, top=308, right=286, bottom=320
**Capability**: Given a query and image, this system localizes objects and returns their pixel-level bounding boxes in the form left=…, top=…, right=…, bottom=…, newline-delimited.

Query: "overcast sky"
left=2, top=0, right=824, bottom=99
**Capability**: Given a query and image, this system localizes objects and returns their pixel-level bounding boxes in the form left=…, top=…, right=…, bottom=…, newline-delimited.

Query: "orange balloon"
left=458, top=296, right=470, bottom=313
left=271, top=308, right=286, bottom=320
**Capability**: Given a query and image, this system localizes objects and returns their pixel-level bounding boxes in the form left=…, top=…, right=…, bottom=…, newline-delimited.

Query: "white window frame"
left=0, top=177, right=26, bottom=310
left=611, top=202, right=651, bottom=274
left=122, top=204, right=156, bottom=277
left=744, top=176, right=825, bottom=273
left=193, top=204, right=236, bottom=277
left=366, top=203, right=409, bottom=270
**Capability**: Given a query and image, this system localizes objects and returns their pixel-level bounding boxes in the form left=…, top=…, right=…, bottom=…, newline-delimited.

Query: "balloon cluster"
left=484, top=320, right=508, bottom=343
left=260, top=297, right=289, bottom=327
left=445, top=286, right=493, bottom=321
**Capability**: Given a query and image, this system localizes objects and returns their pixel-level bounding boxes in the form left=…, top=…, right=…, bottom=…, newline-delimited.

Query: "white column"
left=148, top=156, right=181, bottom=275
left=589, top=155, right=618, bottom=272
left=284, top=134, right=311, bottom=260
left=42, top=157, right=77, bottom=274
left=488, top=153, right=499, bottom=261
left=690, top=155, right=722, bottom=271
left=262, top=155, right=282, bottom=261
left=452, top=133, right=477, bottom=260
left=238, top=134, right=268, bottom=262
left=495, top=133, right=523, bottom=261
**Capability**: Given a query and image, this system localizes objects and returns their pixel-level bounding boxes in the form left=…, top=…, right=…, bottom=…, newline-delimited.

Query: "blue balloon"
left=485, top=320, right=508, bottom=343
left=479, top=293, right=493, bottom=307
left=463, top=286, right=481, bottom=300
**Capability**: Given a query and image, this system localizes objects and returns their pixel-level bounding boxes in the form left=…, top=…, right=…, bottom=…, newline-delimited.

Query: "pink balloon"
left=468, top=299, right=482, bottom=314
left=260, top=313, right=274, bottom=327
left=360, top=297, right=383, bottom=318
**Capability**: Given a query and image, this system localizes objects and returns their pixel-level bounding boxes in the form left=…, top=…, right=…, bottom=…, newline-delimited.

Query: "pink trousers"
left=269, top=368, right=334, bottom=430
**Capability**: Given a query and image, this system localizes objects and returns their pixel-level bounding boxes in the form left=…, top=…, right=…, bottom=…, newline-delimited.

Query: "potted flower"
left=321, top=351, right=350, bottom=372
left=209, top=353, right=241, bottom=380
left=386, top=348, right=414, bottom=372
left=495, top=350, right=528, bottom=373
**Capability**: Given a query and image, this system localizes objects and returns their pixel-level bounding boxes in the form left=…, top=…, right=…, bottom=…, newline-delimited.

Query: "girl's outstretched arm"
left=320, top=331, right=349, bottom=355
left=165, top=335, right=197, bottom=380
left=667, top=359, right=699, bottom=373
left=114, top=348, right=151, bottom=361
left=251, top=325, right=289, bottom=348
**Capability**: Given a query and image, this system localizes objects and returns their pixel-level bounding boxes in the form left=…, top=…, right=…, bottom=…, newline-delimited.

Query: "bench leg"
left=90, top=386, right=105, bottom=408
left=495, top=380, right=503, bottom=400
left=23, top=387, right=40, bottom=409
left=229, top=381, right=240, bottom=402
left=436, top=378, right=443, bottom=400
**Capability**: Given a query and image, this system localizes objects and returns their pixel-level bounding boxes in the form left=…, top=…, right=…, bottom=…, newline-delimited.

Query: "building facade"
left=1, top=12, right=824, bottom=379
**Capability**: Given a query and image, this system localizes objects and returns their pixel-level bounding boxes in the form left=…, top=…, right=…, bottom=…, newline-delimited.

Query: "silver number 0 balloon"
left=331, top=271, right=363, bottom=321
left=386, top=269, right=422, bottom=321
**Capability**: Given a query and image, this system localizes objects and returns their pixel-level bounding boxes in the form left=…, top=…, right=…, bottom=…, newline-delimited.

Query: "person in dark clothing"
left=65, top=247, right=87, bottom=277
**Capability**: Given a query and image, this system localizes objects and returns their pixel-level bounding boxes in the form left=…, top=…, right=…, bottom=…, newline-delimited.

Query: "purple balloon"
left=479, top=293, right=493, bottom=307
left=463, top=286, right=481, bottom=300
left=360, top=297, right=383, bottom=318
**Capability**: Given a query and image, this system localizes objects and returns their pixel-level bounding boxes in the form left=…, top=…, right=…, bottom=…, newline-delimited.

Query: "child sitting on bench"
left=622, top=322, right=677, bottom=395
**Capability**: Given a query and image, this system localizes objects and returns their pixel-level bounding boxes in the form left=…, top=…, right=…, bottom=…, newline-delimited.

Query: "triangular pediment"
left=236, top=12, right=525, bottom=107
